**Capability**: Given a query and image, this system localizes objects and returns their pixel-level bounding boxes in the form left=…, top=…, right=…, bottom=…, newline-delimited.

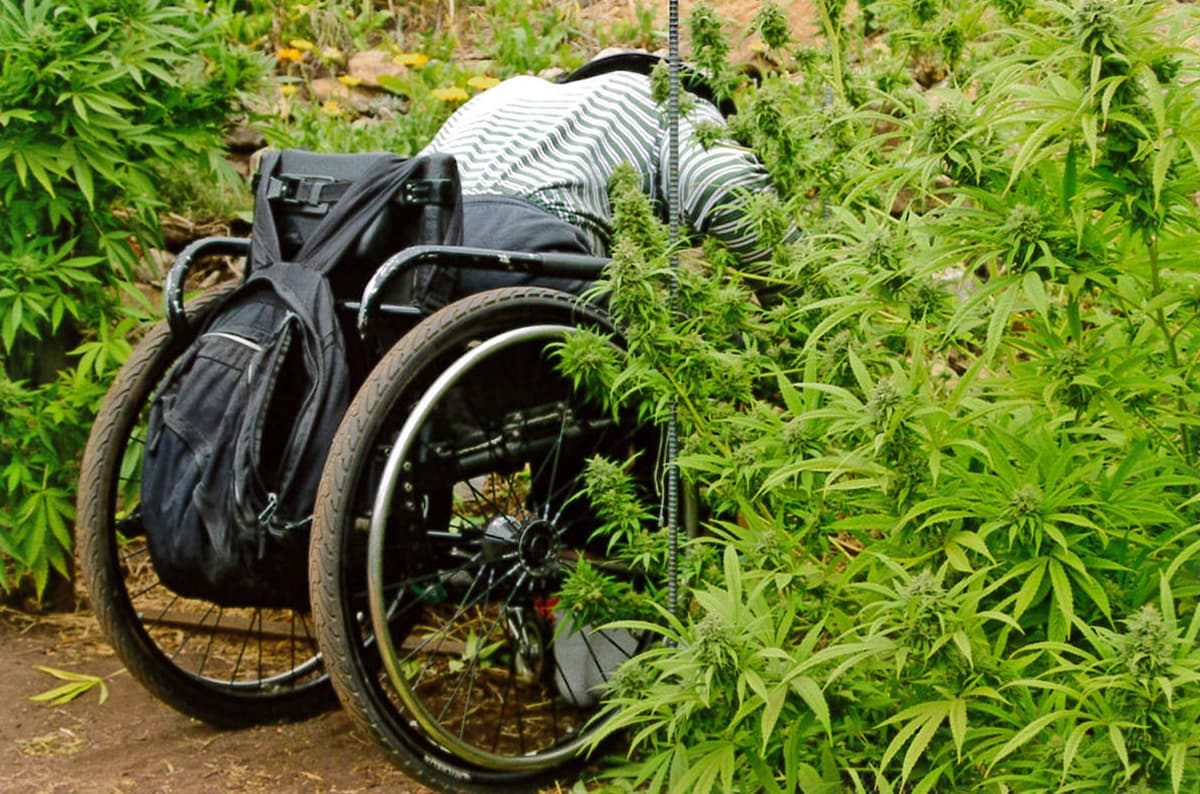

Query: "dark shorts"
left=455, top=194, right=594, bottom=298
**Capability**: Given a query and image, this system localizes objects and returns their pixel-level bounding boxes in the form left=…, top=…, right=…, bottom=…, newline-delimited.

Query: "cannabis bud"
left=754, top=2, right=792, bottom=51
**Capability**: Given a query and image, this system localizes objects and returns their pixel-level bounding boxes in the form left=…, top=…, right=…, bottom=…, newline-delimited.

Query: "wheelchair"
left=77, top=148, right=665, bottom=789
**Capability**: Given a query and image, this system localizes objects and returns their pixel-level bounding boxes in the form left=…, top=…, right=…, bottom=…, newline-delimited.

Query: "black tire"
left=311, top=287, right=658, bottom=793
left=77, top=285, right=336, bottom=727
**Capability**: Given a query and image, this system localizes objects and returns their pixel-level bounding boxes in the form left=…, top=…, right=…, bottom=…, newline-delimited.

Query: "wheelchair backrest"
left=254, top=149, right=462, bottom=300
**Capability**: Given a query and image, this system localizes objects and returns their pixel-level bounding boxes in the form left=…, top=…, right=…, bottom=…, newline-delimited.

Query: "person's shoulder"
left=491, top=74, right=555, bottom=95
left=490, top=70, right=655, bottom=109
left=587, top=69, right=652, bottom=94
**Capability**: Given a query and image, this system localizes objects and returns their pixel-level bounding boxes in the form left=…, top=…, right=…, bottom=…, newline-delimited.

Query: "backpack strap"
left=258, top=173, right=459, bottom=213
left=249, top=149, right=286, bottom=272
left=264, top=174, right=352, bottom=207
left=294, top=155, right=448, bottom=276
left=249, top=152, right=463, bottom=277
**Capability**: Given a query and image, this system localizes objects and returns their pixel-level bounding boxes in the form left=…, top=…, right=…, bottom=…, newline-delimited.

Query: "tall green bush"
left=555, top=0, right=1200, bottom=790
left=0, top=0, right=265, bottom=596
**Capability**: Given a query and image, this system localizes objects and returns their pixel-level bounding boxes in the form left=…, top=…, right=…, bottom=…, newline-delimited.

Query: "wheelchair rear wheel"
left=77, top=285, right=336, bottom=727
left=311, top=287, right=659, bottom=793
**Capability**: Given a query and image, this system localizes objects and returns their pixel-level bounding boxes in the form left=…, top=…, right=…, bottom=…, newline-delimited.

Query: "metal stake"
left=666, top=0, right=681, bottom=619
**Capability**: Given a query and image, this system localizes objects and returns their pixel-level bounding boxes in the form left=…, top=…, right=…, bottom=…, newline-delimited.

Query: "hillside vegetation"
left=2, top=1, right=1200, bottom=791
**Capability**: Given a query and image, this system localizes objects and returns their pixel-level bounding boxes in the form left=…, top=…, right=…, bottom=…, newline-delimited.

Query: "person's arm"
left=663, top=107, right=800, bottom=266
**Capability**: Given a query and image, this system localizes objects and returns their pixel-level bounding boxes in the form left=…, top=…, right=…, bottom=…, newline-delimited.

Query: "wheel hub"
left=516, top=518, right=561, bottom=578
left=480, top=514, right=563, bottom=578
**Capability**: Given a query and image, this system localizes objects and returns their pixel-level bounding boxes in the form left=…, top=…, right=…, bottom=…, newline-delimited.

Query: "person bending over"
left=419, top=56, right=798, bottom=299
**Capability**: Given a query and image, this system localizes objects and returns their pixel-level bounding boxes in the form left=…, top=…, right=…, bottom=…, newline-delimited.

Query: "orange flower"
left=467, top=75, right=500, bottom=90
left=431, top=86, right=469, bottom=102
left=276, top=47, right=304, bottom=63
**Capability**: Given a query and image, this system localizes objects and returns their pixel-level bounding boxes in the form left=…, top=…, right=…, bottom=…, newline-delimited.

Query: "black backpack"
left=141, top=151, right=462, bottom=608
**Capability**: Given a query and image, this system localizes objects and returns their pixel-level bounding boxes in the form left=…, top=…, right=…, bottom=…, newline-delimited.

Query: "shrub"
left=0, top=0, right=266, bottom=596
left=555, top=0, right=1200, bottom=790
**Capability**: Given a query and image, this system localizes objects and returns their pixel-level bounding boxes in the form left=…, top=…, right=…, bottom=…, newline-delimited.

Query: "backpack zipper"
left=256, top=492, right=279, bottom=558
left=202, top=331, right=264, bottom=352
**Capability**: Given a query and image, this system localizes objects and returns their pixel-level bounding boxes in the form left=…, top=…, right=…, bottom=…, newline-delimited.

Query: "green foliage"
left=0, top=0, right=264, bottom=595
left=600, top=1, right=659, bottom=52
left=4, top=0, right=1199, bottom=787
left=259, top=0, right=604, bottom=155
left=552, top=0, right=1200, bottom=790
left=29, top=665, right=110, bottom=706
left=752, top=2, right=792, bottom=52
left=476, top=0, right=585, bottom=77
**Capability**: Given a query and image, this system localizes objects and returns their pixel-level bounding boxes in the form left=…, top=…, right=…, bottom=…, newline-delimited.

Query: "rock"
left=309, top=77, right=376, bottom=111
left=226, top=125, right=265, bottom=152
left=538, top=66, right=568, bottom=81
left=347, top=49, right=410, bottom=88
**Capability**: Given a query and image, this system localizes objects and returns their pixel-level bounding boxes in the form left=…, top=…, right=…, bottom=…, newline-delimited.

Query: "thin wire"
left=665, top=0, right=681, bottom=619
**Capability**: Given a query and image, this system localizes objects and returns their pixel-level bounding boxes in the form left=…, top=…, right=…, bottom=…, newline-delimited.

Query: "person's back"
left=420, top=69, right=791, bottom=266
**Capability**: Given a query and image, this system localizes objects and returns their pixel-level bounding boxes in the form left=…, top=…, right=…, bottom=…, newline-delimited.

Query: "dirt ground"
left=579, top=0, right=823, bottom=57
left=403, top=0, right=825, bottom=57
left=0, top=607, right=434, bottom=794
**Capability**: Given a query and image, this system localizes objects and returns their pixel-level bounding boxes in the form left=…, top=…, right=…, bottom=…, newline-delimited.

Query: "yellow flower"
left=467, top=75, right=500, bottom=90
left=289, top=38, right=315, bottom=51
left=276, top=47, right=304, bottom=63
left=431, top=86, right=469, bottom=102
left=278, top=84, right=299, bottom=96
left=338, top=75, right=363, bottom=87
left=393, top=52, right=430, bottom=68
left=322, top=100, right=343, bottom=115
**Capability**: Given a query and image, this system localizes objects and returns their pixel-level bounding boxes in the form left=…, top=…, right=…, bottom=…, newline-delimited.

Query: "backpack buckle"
left=290, top=178, right=334, bottom=205
left=401, top=179, right=456, bottom=206
left=266, top=176, right=339, bottom=212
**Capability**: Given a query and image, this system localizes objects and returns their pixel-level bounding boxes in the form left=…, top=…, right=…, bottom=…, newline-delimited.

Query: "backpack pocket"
left=143, top=329, right=269, bottom=604
left=232, top=312, right=312, bottom=536
left=142, top=296, right=311, bottom=608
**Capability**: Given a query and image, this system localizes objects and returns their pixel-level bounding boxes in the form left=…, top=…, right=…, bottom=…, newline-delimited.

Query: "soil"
left=0, top=607, right=433, bottom=794
left=579, top=0, right=824, bottom=60
left=0, top=2, right=830, bottom=793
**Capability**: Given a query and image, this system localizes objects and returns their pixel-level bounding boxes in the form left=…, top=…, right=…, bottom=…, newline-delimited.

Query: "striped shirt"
left=419, top=71, right=790, bottom=264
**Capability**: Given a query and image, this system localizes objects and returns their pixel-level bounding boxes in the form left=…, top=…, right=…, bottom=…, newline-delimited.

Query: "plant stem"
left=817, top=0, right=846, bottom=104
left=660, top=366, right=730, bottom=457
left=1147, top=233, right=1193, bottom=463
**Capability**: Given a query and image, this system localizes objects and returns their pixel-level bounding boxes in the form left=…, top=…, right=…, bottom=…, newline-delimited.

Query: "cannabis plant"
left=556, top=1, right=1200, bottom=791
left=0, top=0, right=264, bottom=595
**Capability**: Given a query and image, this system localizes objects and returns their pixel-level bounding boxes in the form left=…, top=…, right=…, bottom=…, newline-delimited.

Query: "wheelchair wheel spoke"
left=229, top=611, right=252, bottom=684
left=400, top=563, right=519, bottom=669
left=197, top=608, right=222, bottom=677
left=148, top=593, right=180, bottom=630
left=433, top=570, right=527, bottom=726
left=127, top=575, right=162, bottom=602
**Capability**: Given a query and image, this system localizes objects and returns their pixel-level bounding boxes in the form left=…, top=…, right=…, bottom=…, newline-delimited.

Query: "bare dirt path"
left=0, top=609, right=432, bottom=794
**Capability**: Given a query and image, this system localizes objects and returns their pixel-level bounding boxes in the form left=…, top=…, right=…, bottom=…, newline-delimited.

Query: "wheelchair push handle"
left=164, top=237, right=252, bottom=340
left=356, top=245, right=610, bottom=341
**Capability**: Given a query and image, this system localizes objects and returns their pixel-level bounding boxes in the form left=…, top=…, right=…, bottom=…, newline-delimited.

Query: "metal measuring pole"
left=665, top=0, right=682, bottom=619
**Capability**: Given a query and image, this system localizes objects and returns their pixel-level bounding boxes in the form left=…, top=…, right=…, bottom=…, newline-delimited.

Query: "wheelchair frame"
left=78, top=180, right=664, bottom=792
